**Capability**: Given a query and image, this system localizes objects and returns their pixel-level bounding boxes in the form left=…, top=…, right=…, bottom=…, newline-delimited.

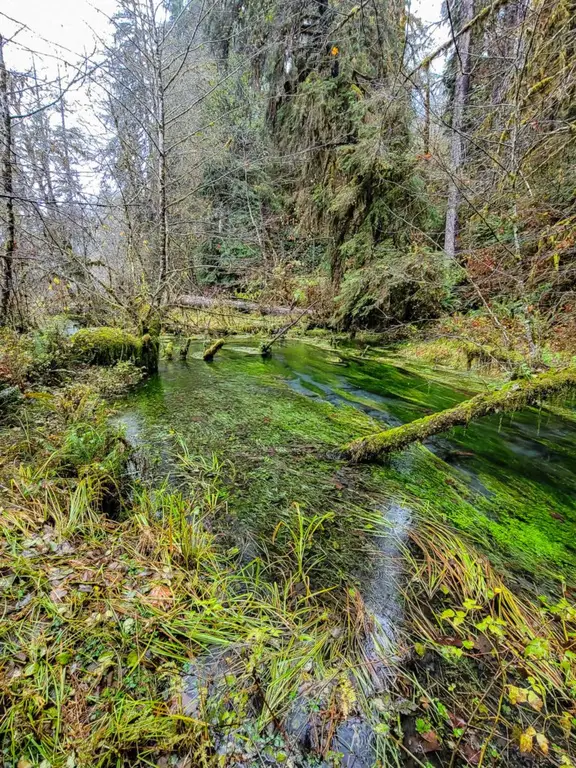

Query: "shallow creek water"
left=118, top=339, right=576, bottom=765
left=120, top=339, right=576, bottom=581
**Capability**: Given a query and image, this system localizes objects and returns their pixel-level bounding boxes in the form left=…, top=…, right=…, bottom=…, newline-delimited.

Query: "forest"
left=1, top=0, right=576, bottom=766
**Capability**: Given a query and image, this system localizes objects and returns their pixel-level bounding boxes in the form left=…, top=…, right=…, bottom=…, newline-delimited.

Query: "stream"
left=120, top=339, right=576, bottom=578
left=118, top=339, right=576, bottom=764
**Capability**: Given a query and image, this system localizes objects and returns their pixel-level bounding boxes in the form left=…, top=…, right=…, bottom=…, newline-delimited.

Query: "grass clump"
left=0, top=442, right=391, bottom=767
left=398, top=518, right=576, bottom=767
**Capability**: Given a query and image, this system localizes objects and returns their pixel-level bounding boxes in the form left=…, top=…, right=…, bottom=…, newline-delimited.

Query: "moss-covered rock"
left=70, top=328, right=159, bottom=373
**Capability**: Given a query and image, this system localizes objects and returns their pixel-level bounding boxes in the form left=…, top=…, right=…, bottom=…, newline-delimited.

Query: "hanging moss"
left=346, top=367, right=576, bottom=462
left=71, top=328, right=159, bottom=373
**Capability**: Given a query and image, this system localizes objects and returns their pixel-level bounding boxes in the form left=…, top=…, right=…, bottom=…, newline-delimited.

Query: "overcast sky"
left=2, top=0, right=117, bottom=73
left=2, top=0, right=445, bottom=73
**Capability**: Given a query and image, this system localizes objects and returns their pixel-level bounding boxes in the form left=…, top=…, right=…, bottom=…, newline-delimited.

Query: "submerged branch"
left=345, top=367, right=576, bottom=462
left=261, top=305, right=312, bottom=357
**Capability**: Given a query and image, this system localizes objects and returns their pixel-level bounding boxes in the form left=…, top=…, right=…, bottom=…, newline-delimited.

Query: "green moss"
left=71, top=327, right=159, bottom=373
left=117, top=340, right=576, bottom=583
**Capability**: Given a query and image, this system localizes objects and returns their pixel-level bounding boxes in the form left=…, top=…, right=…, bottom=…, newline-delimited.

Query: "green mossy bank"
left=71, top=327, right=159, bottom=373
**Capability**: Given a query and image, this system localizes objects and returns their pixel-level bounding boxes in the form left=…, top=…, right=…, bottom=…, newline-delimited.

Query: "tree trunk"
left=0, top=37, right=15, bottom=325
left=345, top=367, right=576, bottom=462
left=444, top=0, right=473, bottom=262
left=148, top=0, right=169, bottom=306
left=203, top=338, right=225, bottom=361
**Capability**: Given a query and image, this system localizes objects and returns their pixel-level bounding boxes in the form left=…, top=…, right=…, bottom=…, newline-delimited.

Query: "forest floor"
left=1, top=320, right=576, bottom=768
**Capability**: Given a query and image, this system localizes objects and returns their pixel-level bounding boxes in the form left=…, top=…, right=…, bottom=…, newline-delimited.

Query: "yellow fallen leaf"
left=507, top=685, right=527, bottom=705
left=536, top=732, right=549, bottom=755
left=519, top=726, right=536, bottom=753
left=527, top=690, right=543, bottom=712
left=560, top=711, right=573, bottom=735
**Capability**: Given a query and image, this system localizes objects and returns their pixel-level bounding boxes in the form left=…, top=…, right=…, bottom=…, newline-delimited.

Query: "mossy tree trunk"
left=345, top=367, right=576, bottom=462
left=140, top=334, right=159, bottom=373
left=179, top=338, right=191, bottom=360
left=203, top=338, right=225, bottom=361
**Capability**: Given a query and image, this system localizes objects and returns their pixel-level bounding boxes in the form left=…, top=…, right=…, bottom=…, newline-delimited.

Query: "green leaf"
left=524, top=637, right=549, bottom=659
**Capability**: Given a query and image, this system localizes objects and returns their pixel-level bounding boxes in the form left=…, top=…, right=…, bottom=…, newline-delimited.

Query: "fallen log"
left=203, top=338, right=225, bottom=361
left=345, top=367, right=576, bottom=463
left=176, top=295, right=294, bottom=316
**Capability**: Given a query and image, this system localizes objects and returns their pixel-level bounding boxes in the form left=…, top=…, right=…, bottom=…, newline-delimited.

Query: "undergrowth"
left=1, top=332, right=576, bottom=767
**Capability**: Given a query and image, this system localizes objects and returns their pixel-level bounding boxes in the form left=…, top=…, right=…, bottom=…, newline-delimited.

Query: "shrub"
left=333, top=246, right=461, bottom=331
left=0, top=383, right=22, bottom=422
left=0, top=329, right=35, bottom=387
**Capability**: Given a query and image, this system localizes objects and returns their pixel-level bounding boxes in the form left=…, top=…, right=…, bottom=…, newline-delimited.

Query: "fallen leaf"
left=462, top=741, right=481, bottom=764
left=519, top=726, right=536, bottom=753
left=148, top=584, right=172, bottom=610
left=527, top=690, right=544, bottom=712
left=536, top=732, right=549, bottom=755
left=449, top=711, right=467, bottom=729
left=50, top=586, right=68, bottom=603
left=508, top=685, right=527, bottom=705
left=420, top=730, right=441, bottom=753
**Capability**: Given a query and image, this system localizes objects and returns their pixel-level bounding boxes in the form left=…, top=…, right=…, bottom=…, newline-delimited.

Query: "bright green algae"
left=120, top=340, right=576, bottom=583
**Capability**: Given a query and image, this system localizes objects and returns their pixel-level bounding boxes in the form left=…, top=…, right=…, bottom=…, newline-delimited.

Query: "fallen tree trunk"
left=176, top=295, right=294, bottom=316
left=345, top=367, right=576, bottom=463
left=203, top=338, right=225, bottom=361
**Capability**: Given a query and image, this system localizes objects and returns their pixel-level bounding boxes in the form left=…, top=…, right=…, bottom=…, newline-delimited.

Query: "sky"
left=1, top=0, right=117, bottom=73
left=2, top=0, right=446, bottom=73
left=0, top=0, right=447, bottom=191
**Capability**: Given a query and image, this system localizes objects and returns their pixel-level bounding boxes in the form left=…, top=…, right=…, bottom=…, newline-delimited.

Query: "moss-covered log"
left=203, top=338, right=225, bottom=361
left=346, top=367, right=576, bottom=462
left=179, top=338, right=191, bottom=360
left=70, top=327, right=159, bottom=374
